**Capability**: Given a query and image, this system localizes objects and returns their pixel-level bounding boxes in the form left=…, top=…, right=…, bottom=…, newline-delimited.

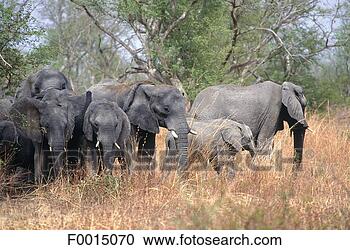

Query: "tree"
left=41, top=0, right=128, bottom=92
left=66, top=0, right=342, bottom=101
left=70, top=0, right=212, bottom=95
left=0, top=0, right=51, bottom=95
left=303, top=0, right=350, bottom=108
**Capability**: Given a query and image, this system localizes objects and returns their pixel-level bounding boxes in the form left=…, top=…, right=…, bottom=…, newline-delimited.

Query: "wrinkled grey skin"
left=166, top=118, right=255, bottom=175
left=88, top=82, right=190, bottom=170
left=15, top=69, right=73, bottom=99
left=190, top=81, right=308, bottom=170
left=10, top=89, right=91, bottom=182
left=0, top=120, right=35, bottom=179
left=83, top=100, right=131, bottom=174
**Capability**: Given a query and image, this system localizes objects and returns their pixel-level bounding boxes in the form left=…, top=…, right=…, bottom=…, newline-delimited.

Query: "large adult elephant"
left=88, top=82, right=190, bottom=170
left=15, top=68, right=74, bottom=99
left=10, top=89, right=91, bottom=182
left=190, top=81, right=308, bottom=170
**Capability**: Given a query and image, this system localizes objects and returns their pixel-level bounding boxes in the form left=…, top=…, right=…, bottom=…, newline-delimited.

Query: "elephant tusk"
left=96, top=141, right=100, bottom=148
left=49, top=146, right=52, bottom=152
left=189, top=129, right=197, bottom=135
left=64, top=147, right=67, bottom=152
left=114, top=142, right=120, bottom=149
left=171, top=130, right=178, bottom=139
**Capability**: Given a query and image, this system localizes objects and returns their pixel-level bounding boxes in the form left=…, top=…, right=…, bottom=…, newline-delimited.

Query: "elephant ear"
left=0, top=121, right=18, bottom=144
left=122, top=83, right=144, bottom=112
left=60, top=72, right=74, bottom=91
left=83, top=103, right=94, bottom=141
left=281, top=82, right=308, bottom=127
left=119, top=108, right=131, bottom=146
left=221, top=127, right=242, bottom=152
left=66, top=103, right=76, bottom=142
left=10, top=98, right=44, bottom=143
left=123, top=84, right=159, bottom=134
left=16, top=73, right=37, bottom=99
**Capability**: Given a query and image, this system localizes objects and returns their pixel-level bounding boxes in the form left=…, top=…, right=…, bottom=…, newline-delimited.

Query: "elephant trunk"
left=50, top=141, right=66, bottom=177
left=98, top=130, right=117, bottom=172
left=173, top=120, right=189, bottom=171
left=102, top=143, right=115, bottom=172
left=293, top=128, right=305, bottom=171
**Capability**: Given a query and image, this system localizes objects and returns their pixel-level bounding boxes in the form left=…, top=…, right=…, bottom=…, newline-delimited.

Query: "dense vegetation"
left=1, top=113, right=350, bottom=229
left=1, top=0, right=349, bottom=107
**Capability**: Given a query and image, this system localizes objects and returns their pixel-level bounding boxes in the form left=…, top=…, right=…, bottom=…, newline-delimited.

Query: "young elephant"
left=166, top=118, right=255, bottom=176
left=0, top=121, right=35, bottom=179
left=83, top=100, right=131, bottom=174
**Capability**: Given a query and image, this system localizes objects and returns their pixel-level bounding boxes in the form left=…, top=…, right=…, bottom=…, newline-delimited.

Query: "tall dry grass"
left=0, top=112, right=349, bottom=229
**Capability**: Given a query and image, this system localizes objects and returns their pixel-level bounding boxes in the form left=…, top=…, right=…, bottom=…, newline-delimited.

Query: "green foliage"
left=40, top=0, right=127, bottom=92
left=116, top=0, right=232, bottom=99
left=166, top=1, right=231, bottom=99
left=1, top=0, right=349, bottom=108
left=305, top=1, right=350, bottom=109
left=0, top=1, right=54, bottom=96
left=73, top=0, right=350, bottom=106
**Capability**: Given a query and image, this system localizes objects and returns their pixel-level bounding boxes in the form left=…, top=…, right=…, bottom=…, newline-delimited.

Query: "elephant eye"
left=41, top=127, right=47, bottom=134
left=158, top=107, right=169, bottom=117
left=153, top=105, right=169, bottom=117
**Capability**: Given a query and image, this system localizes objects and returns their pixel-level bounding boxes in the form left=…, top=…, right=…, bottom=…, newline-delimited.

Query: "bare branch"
left=0, top=53, right=12, bottom=68
left=224, top=0, right=240, bottom=65
left=248, top=27, right=293, bottom=59
left=161, top=0, right=198, bottom=41
left=70, top=0, right=146, bottom=66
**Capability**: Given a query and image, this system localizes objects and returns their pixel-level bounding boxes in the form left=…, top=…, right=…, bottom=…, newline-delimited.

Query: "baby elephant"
left=166, top=118, right=255, bottom=176
left=83, top=100, right=131, bottom=174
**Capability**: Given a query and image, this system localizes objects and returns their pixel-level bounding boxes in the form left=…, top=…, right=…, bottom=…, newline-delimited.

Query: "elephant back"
left=15, top=68, right=73, bottom=99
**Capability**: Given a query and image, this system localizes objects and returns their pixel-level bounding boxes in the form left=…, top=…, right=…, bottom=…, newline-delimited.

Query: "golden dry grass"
left=0, top=111, right=349, bottom=229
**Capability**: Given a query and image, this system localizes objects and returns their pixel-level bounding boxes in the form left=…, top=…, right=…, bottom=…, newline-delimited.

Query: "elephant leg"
left=123, top=142, right=134, bottom=174
left=138, top=131, right=156, bottom=171
left=256, top=129, right=274, bottom=155
left=84, top=140, right=98, bottom=175
left=77, top=148, right=85, bottom=169
left=226, top=151, right=237, bottom=179
left=215, top=145, right=236, bottom=179
left=33, top=144, right=44, bottom=184
left=212, top=156, right=221, bottom=174
left=138, top=132, right=155, bottom=156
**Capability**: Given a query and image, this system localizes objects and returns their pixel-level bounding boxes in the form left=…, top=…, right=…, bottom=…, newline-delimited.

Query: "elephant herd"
left=0, top=68, right=309, bottom=183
